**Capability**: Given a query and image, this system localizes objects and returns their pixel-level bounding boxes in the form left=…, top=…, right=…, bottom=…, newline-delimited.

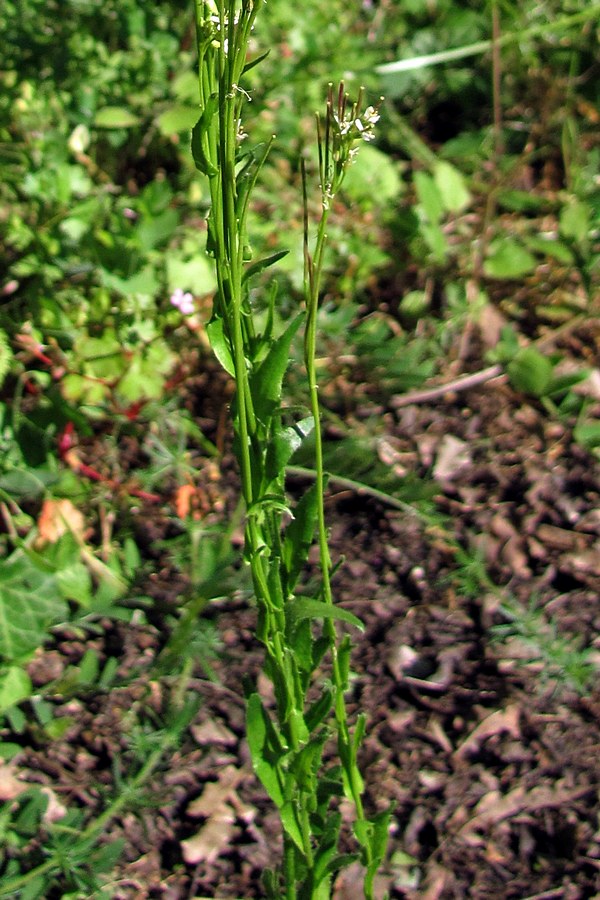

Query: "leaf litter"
left=6, top=321, right=600, bottom=898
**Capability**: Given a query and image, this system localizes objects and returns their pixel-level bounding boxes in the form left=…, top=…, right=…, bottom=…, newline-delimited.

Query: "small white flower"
left=170, top=289, right=195, bottom=316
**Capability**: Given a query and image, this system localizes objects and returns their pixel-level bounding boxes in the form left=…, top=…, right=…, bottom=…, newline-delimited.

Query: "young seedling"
left=191, top=1, right=388, bottom=896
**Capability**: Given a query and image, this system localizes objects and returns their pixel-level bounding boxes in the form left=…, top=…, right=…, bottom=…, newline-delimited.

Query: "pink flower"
left=170, top=288, right=195, bottom=316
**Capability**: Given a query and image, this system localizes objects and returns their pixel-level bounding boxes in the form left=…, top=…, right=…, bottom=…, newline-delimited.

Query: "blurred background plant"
left=0, top=0, right=599, bottom=892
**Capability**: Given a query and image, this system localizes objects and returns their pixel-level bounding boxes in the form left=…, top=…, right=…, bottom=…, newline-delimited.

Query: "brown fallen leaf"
left=458, top=781, right=592, bottom=842
left=0, top=763, right=26, bottom=801
left=181, top=765, right=250, bottom=866
left=37, top=498, right=86, bottom=544
left=0, top=764, right=67, bottom=824
left=454, top=705, right=521, bottom=762
left=433, top=435, right=472, bottom=482
left=181, top=807, right=236, bottom=865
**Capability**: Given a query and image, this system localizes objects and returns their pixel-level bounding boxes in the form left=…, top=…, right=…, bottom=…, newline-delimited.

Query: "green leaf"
left=357, top=808, right=393, bottom=897
left=94, top=106, right=141, bottom=128
left=56, top=562, right=92, bottom=606
left=342, top=144, right=401, bottom=205
left=191, top=94, right=219, bottom=177
left=265, top=417, right=314, bottom=484
left=0, top=330, right=12, bottom=389
left=433, top=160, right=470, bottom=213
left=0, top=468, right=56, bottom=500
left=560, top=199, right=590, bottom=244
left=246, top=693, right=285, bottom=808
left=414, top=171, right=443, bottom=223
left=0, top=666, right=32, bottom=714
left=243, top=249, right=290, bottom=283
left=285, top=597, right=364, bottom=632
left=207, top=317, right=235, bottom=376
left=574, top=420, right=600, bottom=451
left=280, top=800, right=305, bottom=851
left=507, top=347, right=554, bottom=397
left=0, top=553, right=66, bottom=661
left=484, top=238, right=537, bottom=279
left=282, top=483, right=319, bottom=591
left=305, top=687, right=334, bottom=732
left=250, top=314, right=303, bottom=422
left=156, top=105, right=198, bottom=136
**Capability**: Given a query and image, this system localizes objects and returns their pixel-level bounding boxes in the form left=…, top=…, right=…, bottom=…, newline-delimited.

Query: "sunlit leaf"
left=285, top=597, right=364, bottom=632
left=0, top=553, right=66, bottom=661
left=94, top=106, right=141, bottom=128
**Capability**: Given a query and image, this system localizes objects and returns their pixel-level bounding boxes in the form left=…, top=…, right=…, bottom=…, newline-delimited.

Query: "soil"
left=8, top=320, right=600, bottom=899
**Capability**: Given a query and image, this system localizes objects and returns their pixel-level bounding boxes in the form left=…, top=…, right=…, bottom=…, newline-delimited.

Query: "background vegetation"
left=0, top=0, right=598, bottom=895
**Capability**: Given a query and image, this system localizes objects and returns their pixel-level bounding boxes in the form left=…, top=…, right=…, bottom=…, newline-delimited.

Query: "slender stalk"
left=193, top=5, right=385, bottom=895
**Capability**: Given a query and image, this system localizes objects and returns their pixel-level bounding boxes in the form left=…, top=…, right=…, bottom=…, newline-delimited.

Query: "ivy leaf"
left=0, top=552, right=67, bottom=661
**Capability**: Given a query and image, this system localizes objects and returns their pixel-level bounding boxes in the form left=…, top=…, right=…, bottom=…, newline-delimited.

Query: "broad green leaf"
left=282, top=483, right=319, bottom=591
left=116, top=340, right=175, bottom=403
left=433, top=160, right=470, bottom=213
left=94, top=106, right=141, bottom=128
left=246, top=693, right=285, bottom=807
left=419, top=220, right=448, bottom=263
left=342, top=144, right=401, bottom=205
left=171, top=70, right=200, bottom=103
left=0, top=468, right=56, bottom=500
left=0, top=553, right=66, bottom=661
left=414, top=171, right=443, bottom=223
left=560, top=199, right=590, bottom=244
left=507, top=347, right=554, bottom=397
left=101, top=265, right=159, bottom=297
left=0, top=666, right=32, bottom=714
left=156, top=105, right=198, bottom=137
left=285, top=597, right=364, bottom=632
left=56, top=562, right=92, bottom=606
left=250, top=314, right=303, bottom=422
left=399, top=290, right=430, bottom=320
left=135, top=208, right=179, bottom=251
left=484, top=238, right=537, bottom=279
left=574, top=421, right=600, bottom=451
left=524, top=235, right=574, bottom=265
left=207, top=317, right=235, bottom=377
left=167, top=253, right=216, bottom=294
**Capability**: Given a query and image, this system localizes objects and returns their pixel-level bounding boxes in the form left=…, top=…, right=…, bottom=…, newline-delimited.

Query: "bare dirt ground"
left=12, top=319, right=600, bottom=899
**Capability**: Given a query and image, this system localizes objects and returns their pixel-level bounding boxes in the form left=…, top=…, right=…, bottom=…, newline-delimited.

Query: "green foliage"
left=1, top=0, right=599, bottom=893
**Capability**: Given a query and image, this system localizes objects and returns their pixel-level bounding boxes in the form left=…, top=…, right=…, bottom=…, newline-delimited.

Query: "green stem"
left=377, top=3, right=600, bottom=73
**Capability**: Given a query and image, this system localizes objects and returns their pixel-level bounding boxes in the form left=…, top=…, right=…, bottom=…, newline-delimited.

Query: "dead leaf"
left=433, top=435, right=472, bottom=482
left=181, top=766, right=248, bottom=865
left=190, top=720, right=237, bottom=748
left=0, top=763, right=26, bottom=801
left=477, top=303, right=507, bottom=349
left=40, top=786, right=67, bottom=823
left=181, top=807, right=236, bottom=865
left=454, top=705, right=521, bottom=761
left=187, top=765, right=243, bottom=817
left=174, top=483, right=197, bottom=520
left=37, top=498, right=85, bottom=544
left=458, top=781, right=592, bottom=841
